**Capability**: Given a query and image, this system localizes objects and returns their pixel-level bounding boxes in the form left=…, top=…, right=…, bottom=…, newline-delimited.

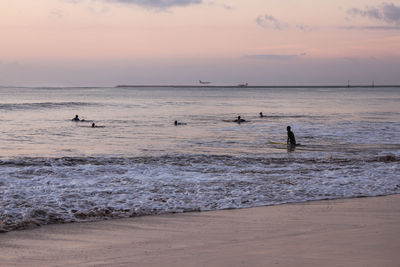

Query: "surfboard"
left=269, top=141, right=287, bottom=145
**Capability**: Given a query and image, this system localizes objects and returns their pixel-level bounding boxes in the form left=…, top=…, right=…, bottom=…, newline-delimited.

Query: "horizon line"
left=115, top=84, right=400, bottom=88
left=1, top=84, right=400, bottom=89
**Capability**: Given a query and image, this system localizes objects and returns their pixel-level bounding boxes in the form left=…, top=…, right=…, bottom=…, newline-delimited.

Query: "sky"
left=1, top=0, right=400, bottom=86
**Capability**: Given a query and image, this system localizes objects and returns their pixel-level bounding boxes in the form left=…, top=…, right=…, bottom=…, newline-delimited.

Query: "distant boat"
left=199, top=80, right=211, bottom=84
left=238, top=83, right=248, bottom=87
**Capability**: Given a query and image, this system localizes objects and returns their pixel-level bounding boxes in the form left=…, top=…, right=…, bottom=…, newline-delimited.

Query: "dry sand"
left=1, top=195, right=399, bottom=267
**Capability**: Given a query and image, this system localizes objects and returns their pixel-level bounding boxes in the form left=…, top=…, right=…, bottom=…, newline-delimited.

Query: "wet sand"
left=1, top=195, right=399, bottom=267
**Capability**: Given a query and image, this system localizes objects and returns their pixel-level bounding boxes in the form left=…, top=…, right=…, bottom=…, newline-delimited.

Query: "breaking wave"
left=1, top=154, right=399, bottom=232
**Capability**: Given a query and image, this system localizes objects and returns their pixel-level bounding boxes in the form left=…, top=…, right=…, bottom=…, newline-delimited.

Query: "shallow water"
left=0, top=86, right=399, bottom=231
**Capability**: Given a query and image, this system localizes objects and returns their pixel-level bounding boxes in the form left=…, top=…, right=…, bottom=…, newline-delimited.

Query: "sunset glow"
left=1, top=0, right=399, bottom=86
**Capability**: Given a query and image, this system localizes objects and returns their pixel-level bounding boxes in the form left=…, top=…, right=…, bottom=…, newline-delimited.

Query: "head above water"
left=287, top=126, right=291, bottom=131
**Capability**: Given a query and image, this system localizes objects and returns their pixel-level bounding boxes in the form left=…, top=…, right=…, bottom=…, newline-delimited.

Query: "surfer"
left=174, top=120, right=186, bottom=126
left=287, top=126, right=296, bottom=147
left=72, top=115, right=80, bottom=121
left=234, top=116, right=246, bottom=123
left=91, top=122, right=105, bottom=128
left=259, top=112, right=264, bottom=118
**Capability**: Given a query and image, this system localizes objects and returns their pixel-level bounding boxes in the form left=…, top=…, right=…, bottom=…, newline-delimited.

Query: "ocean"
left=1, top=86, right=399, bottom=232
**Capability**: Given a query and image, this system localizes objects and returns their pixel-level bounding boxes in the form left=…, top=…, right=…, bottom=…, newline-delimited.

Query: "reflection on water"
left=0, top=86, right=399, bottom=232
left=0, top=86, right=399, bottom=157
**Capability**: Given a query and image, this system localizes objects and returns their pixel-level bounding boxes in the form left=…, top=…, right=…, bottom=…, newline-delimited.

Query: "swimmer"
left=233, top=116, right=246, bottom=123
left=72, top=115, right=80, bottom=121
left=174, top=120, right=187, bottom=126
left=90, top=122, right=105, bottom=128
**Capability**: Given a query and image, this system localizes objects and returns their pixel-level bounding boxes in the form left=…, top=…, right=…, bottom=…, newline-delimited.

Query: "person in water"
left=91, top=122, right=104, bottom=128
left=234, top=116, right=246, bottom=123
left=72, top=115, right=80, bottom=121
left=287, top=126, right=296, bottom=147
left=174, top=120, right=186, bottom=126
left=259, top=112, right=264, bottom=118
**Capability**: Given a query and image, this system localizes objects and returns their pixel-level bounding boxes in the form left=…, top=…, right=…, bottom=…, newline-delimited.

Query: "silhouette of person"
left=72, top=115, right=80, bottom=121
left=287, top=126, right=296, bottom=147
left=234, top=116, right=246, bottom=123
left=174, top=120, right=186, bottom=126
left=259, top=112, right=264, bottom=117
left=92, top=122, right=96, bottom=128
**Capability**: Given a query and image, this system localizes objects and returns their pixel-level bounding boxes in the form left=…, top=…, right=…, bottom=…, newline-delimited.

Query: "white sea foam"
left=0, top=154, right=399, bottom=232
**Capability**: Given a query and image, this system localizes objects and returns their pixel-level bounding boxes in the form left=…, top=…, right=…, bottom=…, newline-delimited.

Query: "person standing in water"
left=72, top=115, right=80, bottom=121
left=287, top=126, right=296, bottom=147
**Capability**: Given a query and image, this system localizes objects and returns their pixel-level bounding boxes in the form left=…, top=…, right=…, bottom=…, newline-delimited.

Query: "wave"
left=1, top=154, right=399, bottom=232
left=0, top=102, right=97, bottom=111
left=0, top=154, right=399, bottom=168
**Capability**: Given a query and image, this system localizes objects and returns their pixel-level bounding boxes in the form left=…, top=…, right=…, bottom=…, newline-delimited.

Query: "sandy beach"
left=1, top=194, right=399, bottom=267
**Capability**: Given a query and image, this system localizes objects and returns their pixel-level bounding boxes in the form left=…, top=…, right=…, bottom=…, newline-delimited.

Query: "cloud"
left=102, top=0, right=203, bottom=9
left=341, top=25, right=400, bottom=30
left=206, top=1, right=234, bottom=10
left=221, top=4, right=234, bottom=10
left=296, top=24, right=317, bottom=32
left=245, top=54, right=305, bottom=61
left=256, top=14, right=315, bottom=32
left=347, top=2, right=400, bottom=25
left=61, top=0, right=84, bottom=3
left=50, top=9, right=64, bottom=18
left=256, top=14, right=287, bottom=30
left=61, top=0, right=203, bottom=9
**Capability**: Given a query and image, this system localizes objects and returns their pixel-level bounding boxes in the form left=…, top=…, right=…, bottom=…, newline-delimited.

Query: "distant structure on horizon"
left=199, top=80, right=211, bottom=85
left=114, top=83, right=400, bottom=89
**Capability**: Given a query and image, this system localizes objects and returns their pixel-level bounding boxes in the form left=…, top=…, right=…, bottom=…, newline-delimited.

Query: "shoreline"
left=1, top=194, right=399, bottom=266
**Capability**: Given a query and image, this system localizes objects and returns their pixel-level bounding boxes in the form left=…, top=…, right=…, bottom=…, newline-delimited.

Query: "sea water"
left=0, top=86, right=399, bottom=231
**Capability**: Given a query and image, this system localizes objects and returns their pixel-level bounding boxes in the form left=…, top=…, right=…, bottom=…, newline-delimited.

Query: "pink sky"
left=1, top=0, right=399, bottom=86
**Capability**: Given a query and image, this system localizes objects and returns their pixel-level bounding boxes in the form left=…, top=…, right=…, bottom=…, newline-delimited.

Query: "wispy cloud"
left=61, top=0, right=84, bottom=3
left=245, top=53, right=306, bottom=61
left=61, top=0, right=203, bottom=9
left=206, top=1, right=234, bottom=10
left=256, top=14, right=287, bottom=31
left=341, top=25, right=400, bottom=31
left=50, top=9, right=64, bottom=18
left=221, top=4, right=234, bottom=10
left=256, top=14, right=315, bottom=32
left=102, top=0, right=203, bottom=9
left=295, top=24, right=317, bottom=32
left=347, top=2, right=400, bottom=25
